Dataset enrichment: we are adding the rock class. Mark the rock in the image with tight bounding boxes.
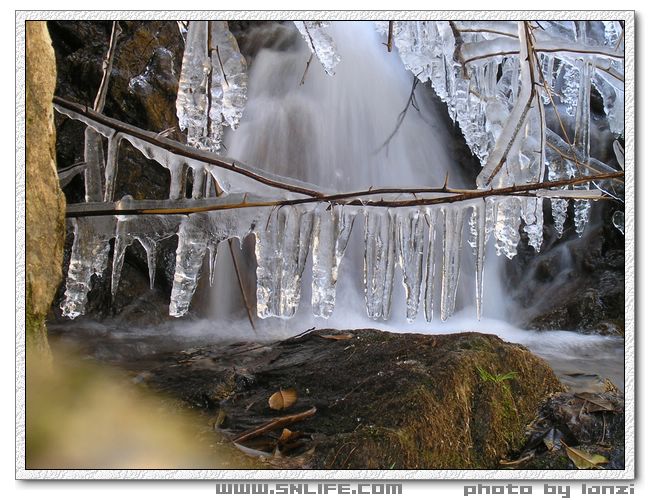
[26,21,67,355]
[138,329,563,469]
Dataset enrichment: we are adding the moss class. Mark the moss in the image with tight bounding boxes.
[212,374,237,401]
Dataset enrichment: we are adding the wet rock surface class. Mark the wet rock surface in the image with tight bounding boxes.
[54,328,567,469]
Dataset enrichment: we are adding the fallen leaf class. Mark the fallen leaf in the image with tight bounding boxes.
[268,388,298,410]
[563,442,608,469]
[318,333,354,341]
[575,393,615,412]
[278,428,301,445]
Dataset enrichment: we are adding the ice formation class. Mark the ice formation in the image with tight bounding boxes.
[57,20,625,323]
[375,20,624,234]
[293,21,341,75]
[176,21,247,154]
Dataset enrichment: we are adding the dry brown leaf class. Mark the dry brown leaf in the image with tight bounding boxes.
[278,428,301,445]
[268,388,298,410]
[575,392,615,412]
[563,442,608,469]
[318,333,354,341]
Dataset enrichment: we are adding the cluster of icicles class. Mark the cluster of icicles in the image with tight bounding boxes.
[58,103,590,323]
[58,19,624,321]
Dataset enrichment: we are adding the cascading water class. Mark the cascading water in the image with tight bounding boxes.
[51,20,624,393]
[199,21,622,390]
[207,21,507,329]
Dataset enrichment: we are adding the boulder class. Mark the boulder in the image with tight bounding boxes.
[26,21,66,355]
[139,329,564,469]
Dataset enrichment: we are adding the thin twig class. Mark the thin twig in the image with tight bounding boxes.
[228,240,257,334]
[457,28,518,38]
[386,21,394,52]
[299,53,314,86]
[94,21,121,113]
[215,45,229,88]
[375,75,419,153]
[233,407,317,444]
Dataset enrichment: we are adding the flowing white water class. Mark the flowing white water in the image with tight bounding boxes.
[198,21,623,391]
[210,21,508,325]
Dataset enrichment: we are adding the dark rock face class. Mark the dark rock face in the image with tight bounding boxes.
[507,201,624,336]
[131,329,563,469]
[48,21,185,318]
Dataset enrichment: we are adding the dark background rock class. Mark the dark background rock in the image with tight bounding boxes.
[506,200,624,335]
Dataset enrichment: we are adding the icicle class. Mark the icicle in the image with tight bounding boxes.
[559,63,581,116]
[112,211,183,297]
[281,210,314,317]
[103,132,123,202]
[545,142,575,237]
[423,207,441,322]
[522,198,544,252]
[176,21,210,149]
[191,165,208,199]
[255,206,314,319]
[593,72,623,136]
[84,127,105,202]
[363,208,397,321]
[61,216,116,319]
[311,204,356,318]
[168,161,188,201]
[440,205,465,321]
[207,242,218,286]
[468,201,486,319]
[209,21,248,130]
[293,21,341,75]
[493,197,521,259]
[476,23,534,188]
[396,208,426,322]
[572,49,594,236]
[169,215,211,317]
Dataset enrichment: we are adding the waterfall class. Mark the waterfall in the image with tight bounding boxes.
[207,21,509,331]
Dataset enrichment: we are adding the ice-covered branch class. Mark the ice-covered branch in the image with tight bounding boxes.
[65,171,623,219]
[54,96,324,199]
[293,21,341,75]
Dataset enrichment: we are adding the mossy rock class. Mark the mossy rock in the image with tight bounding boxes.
[142,329,563,469]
